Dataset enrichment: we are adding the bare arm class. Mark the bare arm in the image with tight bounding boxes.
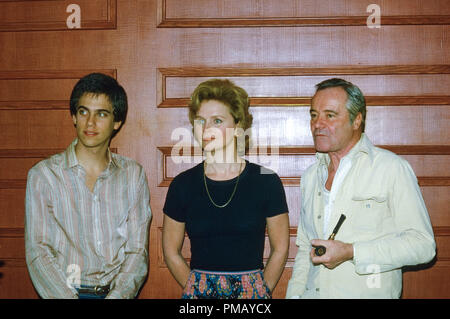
[162,214,191,288]
[263,213,290,292]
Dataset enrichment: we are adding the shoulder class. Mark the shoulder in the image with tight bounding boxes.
[245,161,284,185]
[26,152,66,192]
[170,162,203,187]
[111,153,146,175]
[28,151,64,177]
[301,159,320,183]
[112,152,141,168]
[368,145,413,172]
[352,145,419,190]
[165,163,202,206]
[110,153,150,192]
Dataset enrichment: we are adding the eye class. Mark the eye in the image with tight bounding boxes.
[194,118,205,126]
[213,118,223,125]
[98,112,108,118]
[310,113,317,119]
[78,108,87,116]
[327,113,335,119]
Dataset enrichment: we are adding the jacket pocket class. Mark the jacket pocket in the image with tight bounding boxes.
[351,196,388,235]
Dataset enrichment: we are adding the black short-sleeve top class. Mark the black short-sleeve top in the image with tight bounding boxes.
[163,160,288,272]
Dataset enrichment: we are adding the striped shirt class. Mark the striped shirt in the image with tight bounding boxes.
[25,139,152,299]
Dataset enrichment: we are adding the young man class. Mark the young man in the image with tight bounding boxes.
[25,73,152,299]
[286,78,436,298]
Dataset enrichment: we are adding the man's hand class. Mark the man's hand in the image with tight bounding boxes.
[310,239,354,269]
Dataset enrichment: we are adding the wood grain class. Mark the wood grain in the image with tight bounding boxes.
[0,0,117,32]
[1,0,448,299]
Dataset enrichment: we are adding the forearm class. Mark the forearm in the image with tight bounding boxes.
[264,212,289,292]
[107,173,152,299]
[164,252,191,288]
[263,248,288,292]
[26,251,78,299]
[108,221,151,298]
[107,249,149,299]
[353,229,436,274]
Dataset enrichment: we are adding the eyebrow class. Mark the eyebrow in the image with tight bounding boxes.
[195,114,226,119]
[309,108,339,114]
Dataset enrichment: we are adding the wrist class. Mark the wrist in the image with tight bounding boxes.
[345,243,354,261]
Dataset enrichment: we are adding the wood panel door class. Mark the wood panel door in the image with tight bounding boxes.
[0,0,449,299]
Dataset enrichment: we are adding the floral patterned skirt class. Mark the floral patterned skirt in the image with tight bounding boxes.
[181,269,272,299]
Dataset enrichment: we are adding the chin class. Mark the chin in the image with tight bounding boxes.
[78,137,107,149]
[314,144,330,153]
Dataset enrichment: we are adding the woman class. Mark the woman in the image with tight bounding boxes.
[162,79,289,299]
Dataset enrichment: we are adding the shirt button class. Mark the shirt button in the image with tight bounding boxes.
[317,215,321,219]
[318,192,321,196]
[316,288,320,292]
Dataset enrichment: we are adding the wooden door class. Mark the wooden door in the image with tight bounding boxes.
[0,0,448,299]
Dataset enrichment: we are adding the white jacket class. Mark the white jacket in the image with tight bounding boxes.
[286,134,436,298]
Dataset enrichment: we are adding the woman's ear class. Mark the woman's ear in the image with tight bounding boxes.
[234,122,243,137]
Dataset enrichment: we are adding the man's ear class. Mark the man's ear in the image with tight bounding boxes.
[352,113,362,131]
[72,114,77,126]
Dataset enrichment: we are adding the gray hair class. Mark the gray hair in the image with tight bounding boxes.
[315,78,366,132]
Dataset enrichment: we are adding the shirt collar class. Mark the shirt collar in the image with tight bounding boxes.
[64,138,79,169]
[63,138,122,170]
[108,148,122,169]
[316,133,375,165]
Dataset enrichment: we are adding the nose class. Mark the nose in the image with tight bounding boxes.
[87,113,95,127]
[311,114,325,129]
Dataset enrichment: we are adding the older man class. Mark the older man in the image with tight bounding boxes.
[286,78,435,298]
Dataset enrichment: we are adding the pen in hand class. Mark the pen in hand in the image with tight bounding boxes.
[314,214,346,256]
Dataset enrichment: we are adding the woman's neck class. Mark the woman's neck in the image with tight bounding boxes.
[204,157,245,181]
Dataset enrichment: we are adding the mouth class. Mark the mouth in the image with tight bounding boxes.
[314,131,327,137]
[84,131,99,137]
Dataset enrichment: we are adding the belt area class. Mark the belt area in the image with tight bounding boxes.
[77,285,110,295]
